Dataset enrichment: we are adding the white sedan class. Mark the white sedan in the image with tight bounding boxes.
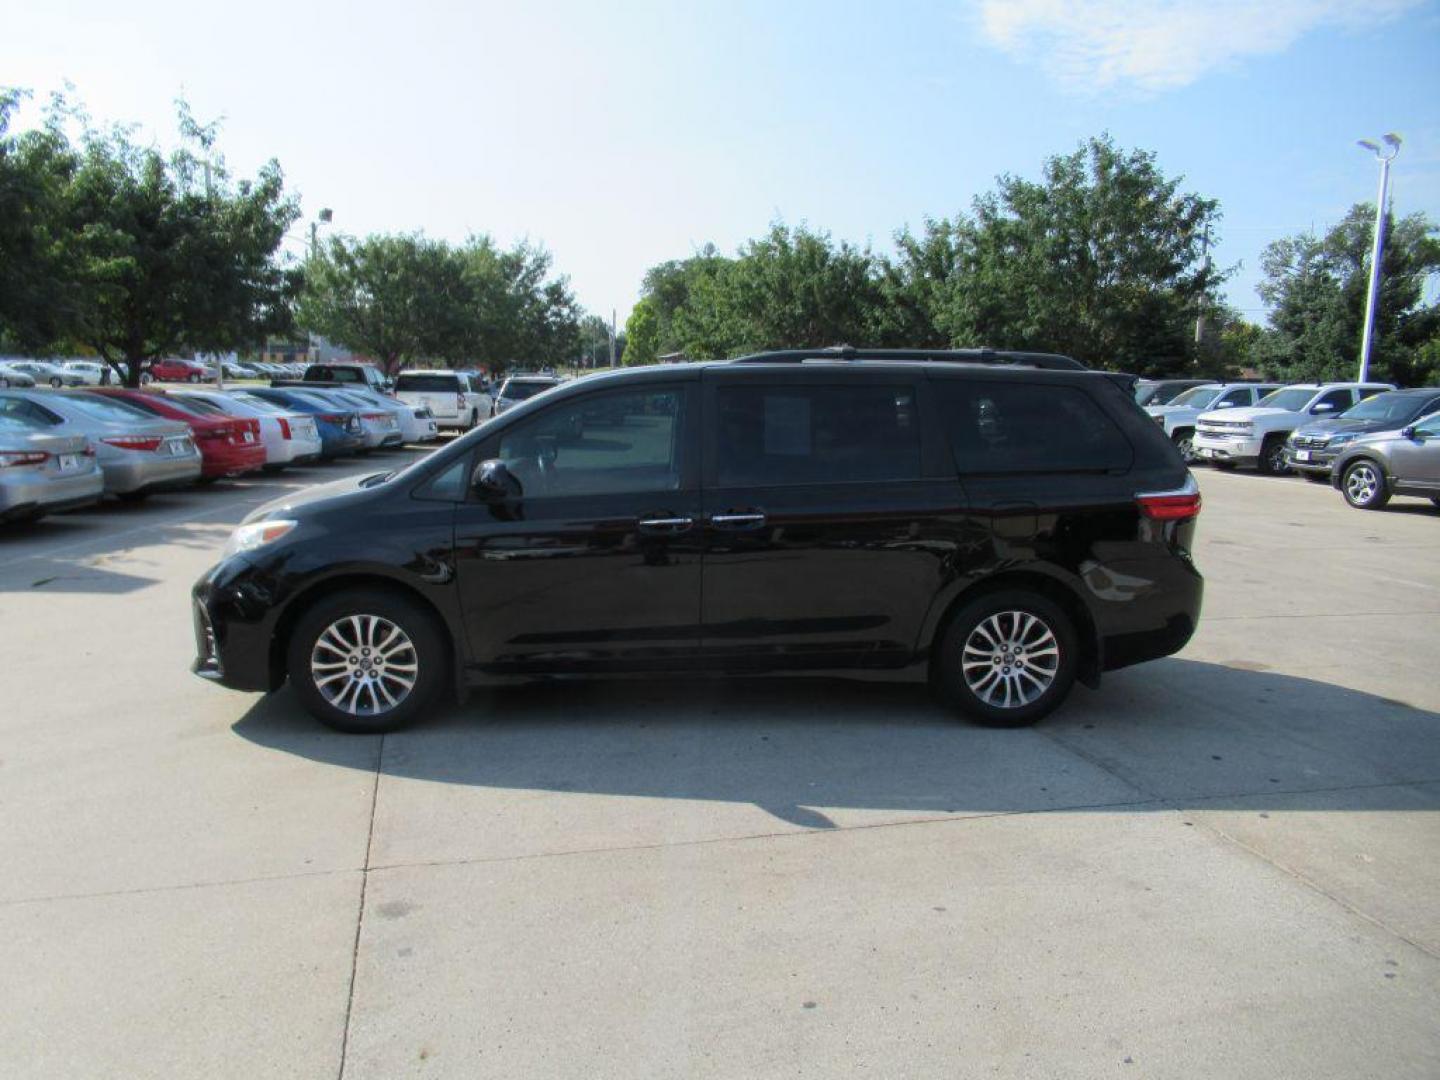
[170,388,324,469]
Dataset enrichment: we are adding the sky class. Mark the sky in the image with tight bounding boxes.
[5,0,1439,330]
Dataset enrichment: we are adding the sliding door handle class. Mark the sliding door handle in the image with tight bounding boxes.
[709,512,767,530]
[637,516,694,535]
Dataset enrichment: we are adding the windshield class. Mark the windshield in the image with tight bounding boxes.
[1257,387,1317,411]
[395,373,459,393]
[1339,393,1430,422]
[1168,386,1223,408]
[66,394,159,422]
[500,379,556,401]
[231,392,285,413]
[172,395,233,416]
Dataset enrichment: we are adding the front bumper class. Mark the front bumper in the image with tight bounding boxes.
[1192,433,1260,464]
[191,555,282,691]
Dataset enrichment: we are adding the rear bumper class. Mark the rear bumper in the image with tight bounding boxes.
[102,454,203,494]
[0,467,105,516]
[1091,554,1204,672]
[200,444,268,478]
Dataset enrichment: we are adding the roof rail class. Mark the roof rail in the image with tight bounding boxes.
[729,346,1087,371]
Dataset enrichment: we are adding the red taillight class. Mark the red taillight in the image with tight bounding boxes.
[1137,479,1202,521]
[0,450,48,467]
[102,435,164,452]
[277,417,292,439]
[198,427,228,441]
[319,413,344,424]
[456,393,466,409]
[363,412,386,421]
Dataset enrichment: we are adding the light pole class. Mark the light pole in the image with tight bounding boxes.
[1355,133,1401,384]
[306,208,334,366]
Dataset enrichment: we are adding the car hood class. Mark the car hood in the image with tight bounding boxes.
[241,473,382,524]
[1198,406,1293,423]
[1292,417,1395,438]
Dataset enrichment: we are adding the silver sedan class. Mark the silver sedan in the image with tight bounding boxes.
[0,390,202,500]
[0,414,105,522]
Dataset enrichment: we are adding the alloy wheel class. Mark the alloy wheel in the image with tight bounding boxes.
[961,610,1060,709]
[310,613,419,716]
[1345,462,1381,506]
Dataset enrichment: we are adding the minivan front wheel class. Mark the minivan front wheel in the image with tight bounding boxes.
[287,589,446,733]
[937,590,1078,727]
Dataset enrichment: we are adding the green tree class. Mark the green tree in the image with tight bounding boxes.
[0,89,78,351]
[623,297,661,366]
[298,233,466,375]
[932,134,1223,374]
[3,92,302,386]
[1256,205,1439,384]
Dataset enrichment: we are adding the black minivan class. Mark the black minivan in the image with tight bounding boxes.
[193,349,1203,733]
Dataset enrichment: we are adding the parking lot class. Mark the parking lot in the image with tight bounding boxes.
[2,458,1438,1078]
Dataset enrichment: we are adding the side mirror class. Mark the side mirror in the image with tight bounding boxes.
[1216,400,1235,409]
[1399,425,1417,439]
[1311,403,1336,414]
[471,458,520,501]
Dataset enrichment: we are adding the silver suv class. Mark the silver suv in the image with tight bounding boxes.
[1331,415,1440,510]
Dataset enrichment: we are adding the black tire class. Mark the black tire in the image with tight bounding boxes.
[470,410,479,429]
[188,373,200,383]
[1431,497,1440,510]
[261,463,285,474]
[50,376,63,388]
[286,587,447,734]
[935,589,1079,727]
[116,490,150,503]
[1258,434,1290,476]
[1341,459,1390,510]
[1171,428,1196,464]
[1211,460,1235,471]
[1302,471,1329,484]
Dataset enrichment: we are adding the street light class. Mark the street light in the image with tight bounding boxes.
[1355,133,1401,383]
[307,208,334,366]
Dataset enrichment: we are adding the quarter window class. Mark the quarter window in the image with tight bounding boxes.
[936,381,1133,473]
[714,384,920,486]
[497,388,687,497]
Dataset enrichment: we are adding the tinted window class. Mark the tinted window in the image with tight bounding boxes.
[1313,389,1353,413]
[937,381,1132,474]
[1169,386,1222,408]
[1218,388,1251,406]
[395,373,459,393]
[1258,387,1318,411]
[500,379,558,401]
[715,384,919,486]
[498,388,686,497]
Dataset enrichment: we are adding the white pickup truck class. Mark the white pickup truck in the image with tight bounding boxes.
[1192,382,1393,474]
[1146,382,1282,463]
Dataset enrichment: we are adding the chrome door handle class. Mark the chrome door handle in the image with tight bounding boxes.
[709,512,767,529]
[637,516,694,533]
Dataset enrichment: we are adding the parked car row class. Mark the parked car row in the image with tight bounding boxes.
[1145,381,1440,511]
[0,382,440,524]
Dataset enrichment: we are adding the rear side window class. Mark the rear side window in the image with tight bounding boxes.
[936,381,1133,474]
[395,374,458,393]
[715,384,920,486]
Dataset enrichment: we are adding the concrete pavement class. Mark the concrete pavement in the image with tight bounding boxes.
[1,461,1437,1078]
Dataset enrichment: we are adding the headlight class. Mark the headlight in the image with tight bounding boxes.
[223,519,298,559]
[1327,433,1357,447]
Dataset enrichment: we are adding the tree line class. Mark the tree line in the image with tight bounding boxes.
[625,136,1439,385]
[4,91,1435,388]
[0,89,582,385]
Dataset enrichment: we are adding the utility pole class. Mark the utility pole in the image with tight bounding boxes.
[1194,225,1212,348]
[1356,134,1401,384]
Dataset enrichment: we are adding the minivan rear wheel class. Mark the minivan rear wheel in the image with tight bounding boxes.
[936,590,1078,727]
[287,588,446,733]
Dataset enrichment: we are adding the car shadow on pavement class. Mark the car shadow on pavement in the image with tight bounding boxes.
[231,658,1440,823]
